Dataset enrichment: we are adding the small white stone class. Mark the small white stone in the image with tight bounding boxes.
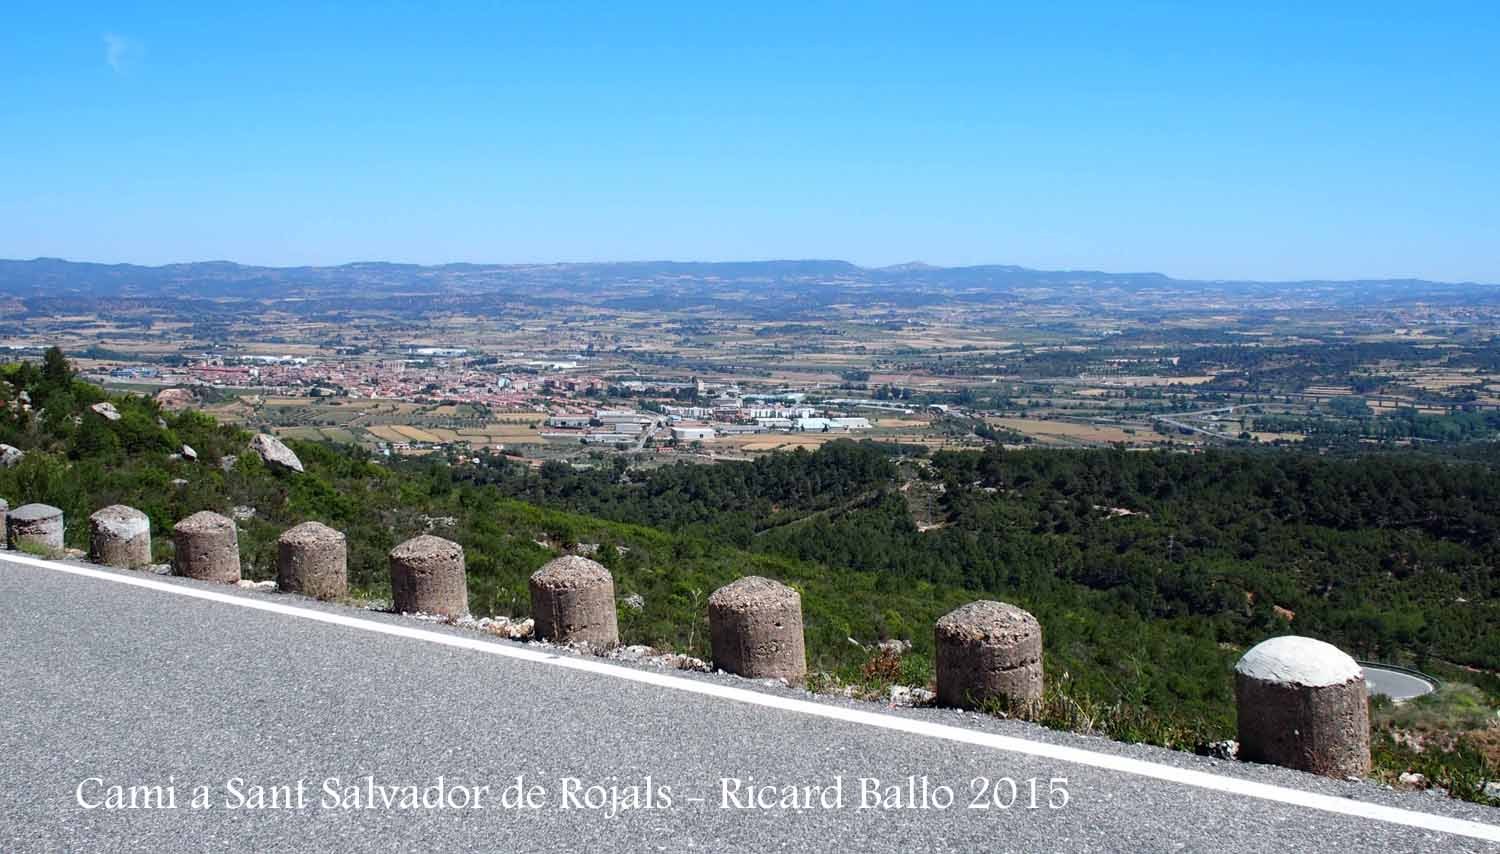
[613,644,655,662]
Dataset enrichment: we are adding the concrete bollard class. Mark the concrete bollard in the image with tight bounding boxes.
[7,503,64,552]
[89,505,152,567]
[0,498,8,545]
[172,511,242,583]
[1235,636,1370,778]
[935,600,1044,710]
[529,555,619,647]
[277,521,348,600]
[707,576,807,682]
[389,534,467,617]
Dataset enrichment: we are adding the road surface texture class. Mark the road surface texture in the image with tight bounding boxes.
[2,552,1497,853]
[1364,666,1438,702]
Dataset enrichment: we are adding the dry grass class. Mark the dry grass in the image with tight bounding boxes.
[365,422,540,446]
[365,425,409,443]
[1251,431,1305,443]
[1093,375,1218,387]
[391,425,442,443]
[987,417,1145,446]
[724,434,850,452]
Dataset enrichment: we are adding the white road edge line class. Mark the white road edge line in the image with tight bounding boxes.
[5,553,1498,844]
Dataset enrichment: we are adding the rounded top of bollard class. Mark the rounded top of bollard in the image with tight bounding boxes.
[531,555,612,590]
[11,502,63,522]
[708,575,798,611]
[935,600,1040,644]
[174,510,234,534]
[1235,636,1362,688]
[390,534,462,562]
[279,520,346,547]
[90,505,149,536]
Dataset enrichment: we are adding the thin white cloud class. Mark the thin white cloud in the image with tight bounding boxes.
[104,33,143,72]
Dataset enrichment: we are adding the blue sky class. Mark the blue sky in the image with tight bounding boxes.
[2,2,1496,280]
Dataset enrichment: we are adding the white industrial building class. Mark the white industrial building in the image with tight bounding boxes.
[794,417,872,432]
[745,405,817,420]
[663,405,713,419]
[671,425,717,442]
[582,433,640,444]
[594,408,654,431]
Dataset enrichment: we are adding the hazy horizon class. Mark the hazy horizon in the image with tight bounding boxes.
[8,254,1500,287]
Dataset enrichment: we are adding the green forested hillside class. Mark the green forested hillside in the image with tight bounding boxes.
[478,441,1500,673]
[2,352,1497,798]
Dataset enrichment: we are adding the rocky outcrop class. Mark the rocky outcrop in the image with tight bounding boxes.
[249,434,304,473]
[0,444,23,468]
[154,388,195,410]
[89,402,121,421]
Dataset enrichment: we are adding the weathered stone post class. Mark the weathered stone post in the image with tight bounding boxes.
[277,521,348,600]
[529,555,619,647]
[89,505,152,567]
[389,534,467,617]
[1235,636,1370,778]
[172,510,242,583]
[0,498,8,544]
[935,600,1044,710]
[707,576,807,682]
[7,503,64,553]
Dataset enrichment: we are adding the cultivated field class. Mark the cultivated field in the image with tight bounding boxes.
[987,417,1152,447]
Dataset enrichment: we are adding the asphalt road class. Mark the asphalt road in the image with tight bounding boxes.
[1364,666,1439,702]
[2,553,1497,853]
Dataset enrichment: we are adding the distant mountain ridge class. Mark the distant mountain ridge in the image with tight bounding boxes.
[1,256,1494,306]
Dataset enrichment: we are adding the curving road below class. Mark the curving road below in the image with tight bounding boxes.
[1364,665,1438,702]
